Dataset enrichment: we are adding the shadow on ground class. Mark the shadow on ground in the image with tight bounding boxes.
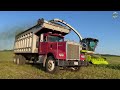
[25,61,81,72]
[25,62,45,72]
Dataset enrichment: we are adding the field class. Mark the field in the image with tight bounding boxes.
[0,51,120,79]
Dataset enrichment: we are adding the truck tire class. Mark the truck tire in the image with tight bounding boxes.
[16,55,20,65]
[45,56,59,74]
[13,55,17,64]
[21,55,26,65]
[16,55,26,65]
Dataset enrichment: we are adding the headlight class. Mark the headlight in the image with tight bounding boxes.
[81,55,85,58]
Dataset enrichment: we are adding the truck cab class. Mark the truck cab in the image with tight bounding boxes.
[36,30,86,73]
[38,32,66,60]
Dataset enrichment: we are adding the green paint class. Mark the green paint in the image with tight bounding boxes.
[86,55,108,65]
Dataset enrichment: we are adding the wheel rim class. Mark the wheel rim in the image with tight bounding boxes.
[17,58,20,64]
[13,58,16,63]
[47,60,55,71]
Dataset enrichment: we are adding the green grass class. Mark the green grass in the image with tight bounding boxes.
[105,56,120,64]
[0,51,120,79]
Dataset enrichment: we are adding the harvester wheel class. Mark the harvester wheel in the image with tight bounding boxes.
[84,61,90,67]
[88,62,92,66]
[45,56,59,74]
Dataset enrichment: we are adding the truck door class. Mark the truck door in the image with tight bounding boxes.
[39,34,48,54]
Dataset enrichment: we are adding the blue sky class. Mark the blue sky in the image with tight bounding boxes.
[0,11,120,55]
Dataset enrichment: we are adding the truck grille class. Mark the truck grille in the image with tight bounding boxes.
[66,43,80,60]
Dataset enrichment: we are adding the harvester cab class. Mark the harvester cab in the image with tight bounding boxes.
[81,38,99,53]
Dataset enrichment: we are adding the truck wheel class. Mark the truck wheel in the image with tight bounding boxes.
[13,55,17,64]
[21,56,26,65]
[16,55,20,65]
[45,56,58,74]
[16,55,26,65]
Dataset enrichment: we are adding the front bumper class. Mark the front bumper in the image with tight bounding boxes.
[57,60,88,67]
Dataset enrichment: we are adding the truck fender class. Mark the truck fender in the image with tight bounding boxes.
[43,55,47,67]
[43,53,55,67]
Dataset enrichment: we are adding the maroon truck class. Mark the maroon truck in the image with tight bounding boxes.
[13,18,86,73]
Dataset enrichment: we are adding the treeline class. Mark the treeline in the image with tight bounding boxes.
[0,49,13,52]
[96,54,120,57]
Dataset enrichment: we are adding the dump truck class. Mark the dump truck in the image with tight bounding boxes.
[13,18,87,73]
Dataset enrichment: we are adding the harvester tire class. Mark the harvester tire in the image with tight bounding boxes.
[84,61,90,67]
[45,56,59,74]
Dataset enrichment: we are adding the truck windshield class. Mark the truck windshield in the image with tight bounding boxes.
[48,36,63,42]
